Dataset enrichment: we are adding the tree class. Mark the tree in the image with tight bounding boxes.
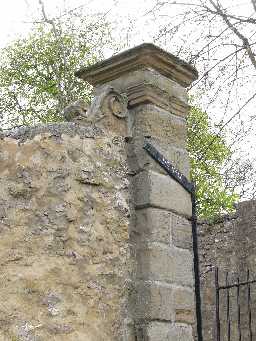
[146,0,256,203]
[0,0,246,219]
[0,6,113,127]
[187,106,239,220]
[148,0,256,117]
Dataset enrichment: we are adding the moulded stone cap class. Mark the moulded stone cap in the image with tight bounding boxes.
[75,43,198,88]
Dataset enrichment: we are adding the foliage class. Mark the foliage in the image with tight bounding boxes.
[0,12,113,127]
[187,106,239,220]
[147,0,256,203]
[0,5,241,220]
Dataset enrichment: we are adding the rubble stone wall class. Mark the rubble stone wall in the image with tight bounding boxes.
[0,123,132,341]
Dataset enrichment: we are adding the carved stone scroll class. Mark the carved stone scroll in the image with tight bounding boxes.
[86,85,128,122]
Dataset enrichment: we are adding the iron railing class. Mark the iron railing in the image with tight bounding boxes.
[215,267,256,341]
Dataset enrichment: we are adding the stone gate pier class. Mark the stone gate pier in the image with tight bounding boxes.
[0,44,198,340]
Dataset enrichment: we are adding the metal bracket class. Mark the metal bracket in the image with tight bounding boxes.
[143,142,194,194]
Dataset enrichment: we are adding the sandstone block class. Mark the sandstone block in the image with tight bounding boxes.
[133,170,192,217]
[172,286,195,324]
[143,321,193,341]
[136,245,193,286]
[171,213,192,249]
[127,135,190,178]
[132,208,171,244]
[134,281,173,321]
[76,43,198,88]
[132,104,187,148]
[104,69,190,118]
[105,69,188,104]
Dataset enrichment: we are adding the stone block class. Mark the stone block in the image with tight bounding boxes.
[132,104,187,149]
[105,69,190,118]
[143,321,193,341]
[77,43,198,88]
[132,208,171,244]
[134,281,173,321]
[172,286,195,324]
[171,213,192,249]
[133,281,195,324]
[133,170,192,218]
[149,138,190,177]
[106,69,188,105]
[127,135,190,178]
[136,245,193,286]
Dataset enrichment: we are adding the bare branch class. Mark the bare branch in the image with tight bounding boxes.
[208,0,256,70]
[151,0,256,24]
[191,45,248,88]
[197,90,256,164]
[38,0,67,111]
[251,0,256,13]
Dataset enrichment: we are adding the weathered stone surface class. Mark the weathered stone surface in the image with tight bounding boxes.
[131,208,192,248]
[127,135,190,178]
[171,213,192,249]
[0,126,132,341]
[76,43,198,88]
[134,281,173,321]
[143,321,194,341]
[172,286,195,324]
[132,208,171,244]
[136,245,193,286]
[132,104,187,148]
[62,99,89,121]
[107,69,187,103]
[133,281,195,324]
[133,170,192,217]
[88,85,128,119]
[0,122,103,142]
[103,69,190,118]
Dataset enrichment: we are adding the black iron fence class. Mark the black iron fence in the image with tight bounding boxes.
[215,267,256,341]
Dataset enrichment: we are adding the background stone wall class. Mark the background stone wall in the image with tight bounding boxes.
[199,200,256,341]
[0,123,132,341]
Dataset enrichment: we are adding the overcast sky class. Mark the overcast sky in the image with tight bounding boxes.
[0,0,153,48]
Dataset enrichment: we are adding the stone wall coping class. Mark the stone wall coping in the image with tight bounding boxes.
[75,43,198,88]
[0,122,102,142]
